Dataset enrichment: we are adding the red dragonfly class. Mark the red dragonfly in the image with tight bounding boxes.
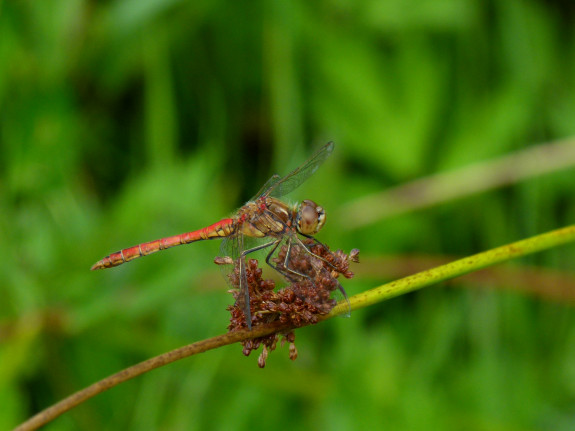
[92,142,348,327]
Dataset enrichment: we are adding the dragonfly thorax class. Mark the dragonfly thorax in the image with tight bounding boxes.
[296,199,326,235]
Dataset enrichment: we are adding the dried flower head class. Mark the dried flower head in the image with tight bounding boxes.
[219,239,359,367]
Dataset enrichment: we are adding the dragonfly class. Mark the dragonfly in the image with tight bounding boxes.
[91,142,349,328]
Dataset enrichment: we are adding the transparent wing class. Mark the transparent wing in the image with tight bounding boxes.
[219,232,279,329]
[219,233,278,262]
[219,233,253,326]
[219,233,241,261]
[249,174,281,202]
[260,142,335,199]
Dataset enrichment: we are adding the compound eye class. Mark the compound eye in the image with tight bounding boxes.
[297,200,326,235]
[315,206,326,231]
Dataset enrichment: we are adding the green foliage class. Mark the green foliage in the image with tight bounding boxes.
[2,0,575,429]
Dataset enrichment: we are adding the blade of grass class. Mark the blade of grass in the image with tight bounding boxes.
[337,137,575,229]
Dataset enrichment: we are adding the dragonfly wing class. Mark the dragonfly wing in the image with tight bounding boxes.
[219,233,279,329]
[219,234,253,327]
[219,233,241,261]
[249,174,281,201]
[265,142,334,199]
[218,235,240,296]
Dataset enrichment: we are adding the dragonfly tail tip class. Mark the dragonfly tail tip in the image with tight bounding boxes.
[90,262,103,271]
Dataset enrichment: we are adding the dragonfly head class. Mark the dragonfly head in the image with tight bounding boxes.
[296,199,326,235]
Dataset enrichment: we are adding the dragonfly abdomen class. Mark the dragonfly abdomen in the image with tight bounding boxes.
[90,218,235,270]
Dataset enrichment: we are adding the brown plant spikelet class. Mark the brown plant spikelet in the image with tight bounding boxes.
[220,239,359,367]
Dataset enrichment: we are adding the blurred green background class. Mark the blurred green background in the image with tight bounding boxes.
[2,0,575,430]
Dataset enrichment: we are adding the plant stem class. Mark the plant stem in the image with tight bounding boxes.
[327,224,575,317]
[15,224,575,431]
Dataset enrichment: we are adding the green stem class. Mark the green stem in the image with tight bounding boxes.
[16,225,575,431]
[328,224,575,317]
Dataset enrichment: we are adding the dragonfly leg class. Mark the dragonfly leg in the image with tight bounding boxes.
[265,237,313,282]
[295,234,339,271]
[295,234,351,309]
[239,239,280,329]
[238,255,251,329]
[263,236,351,316]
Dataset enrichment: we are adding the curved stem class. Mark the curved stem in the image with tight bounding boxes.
[14,322,290,431]
[326,224,575,317]
[15,224,575,431]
